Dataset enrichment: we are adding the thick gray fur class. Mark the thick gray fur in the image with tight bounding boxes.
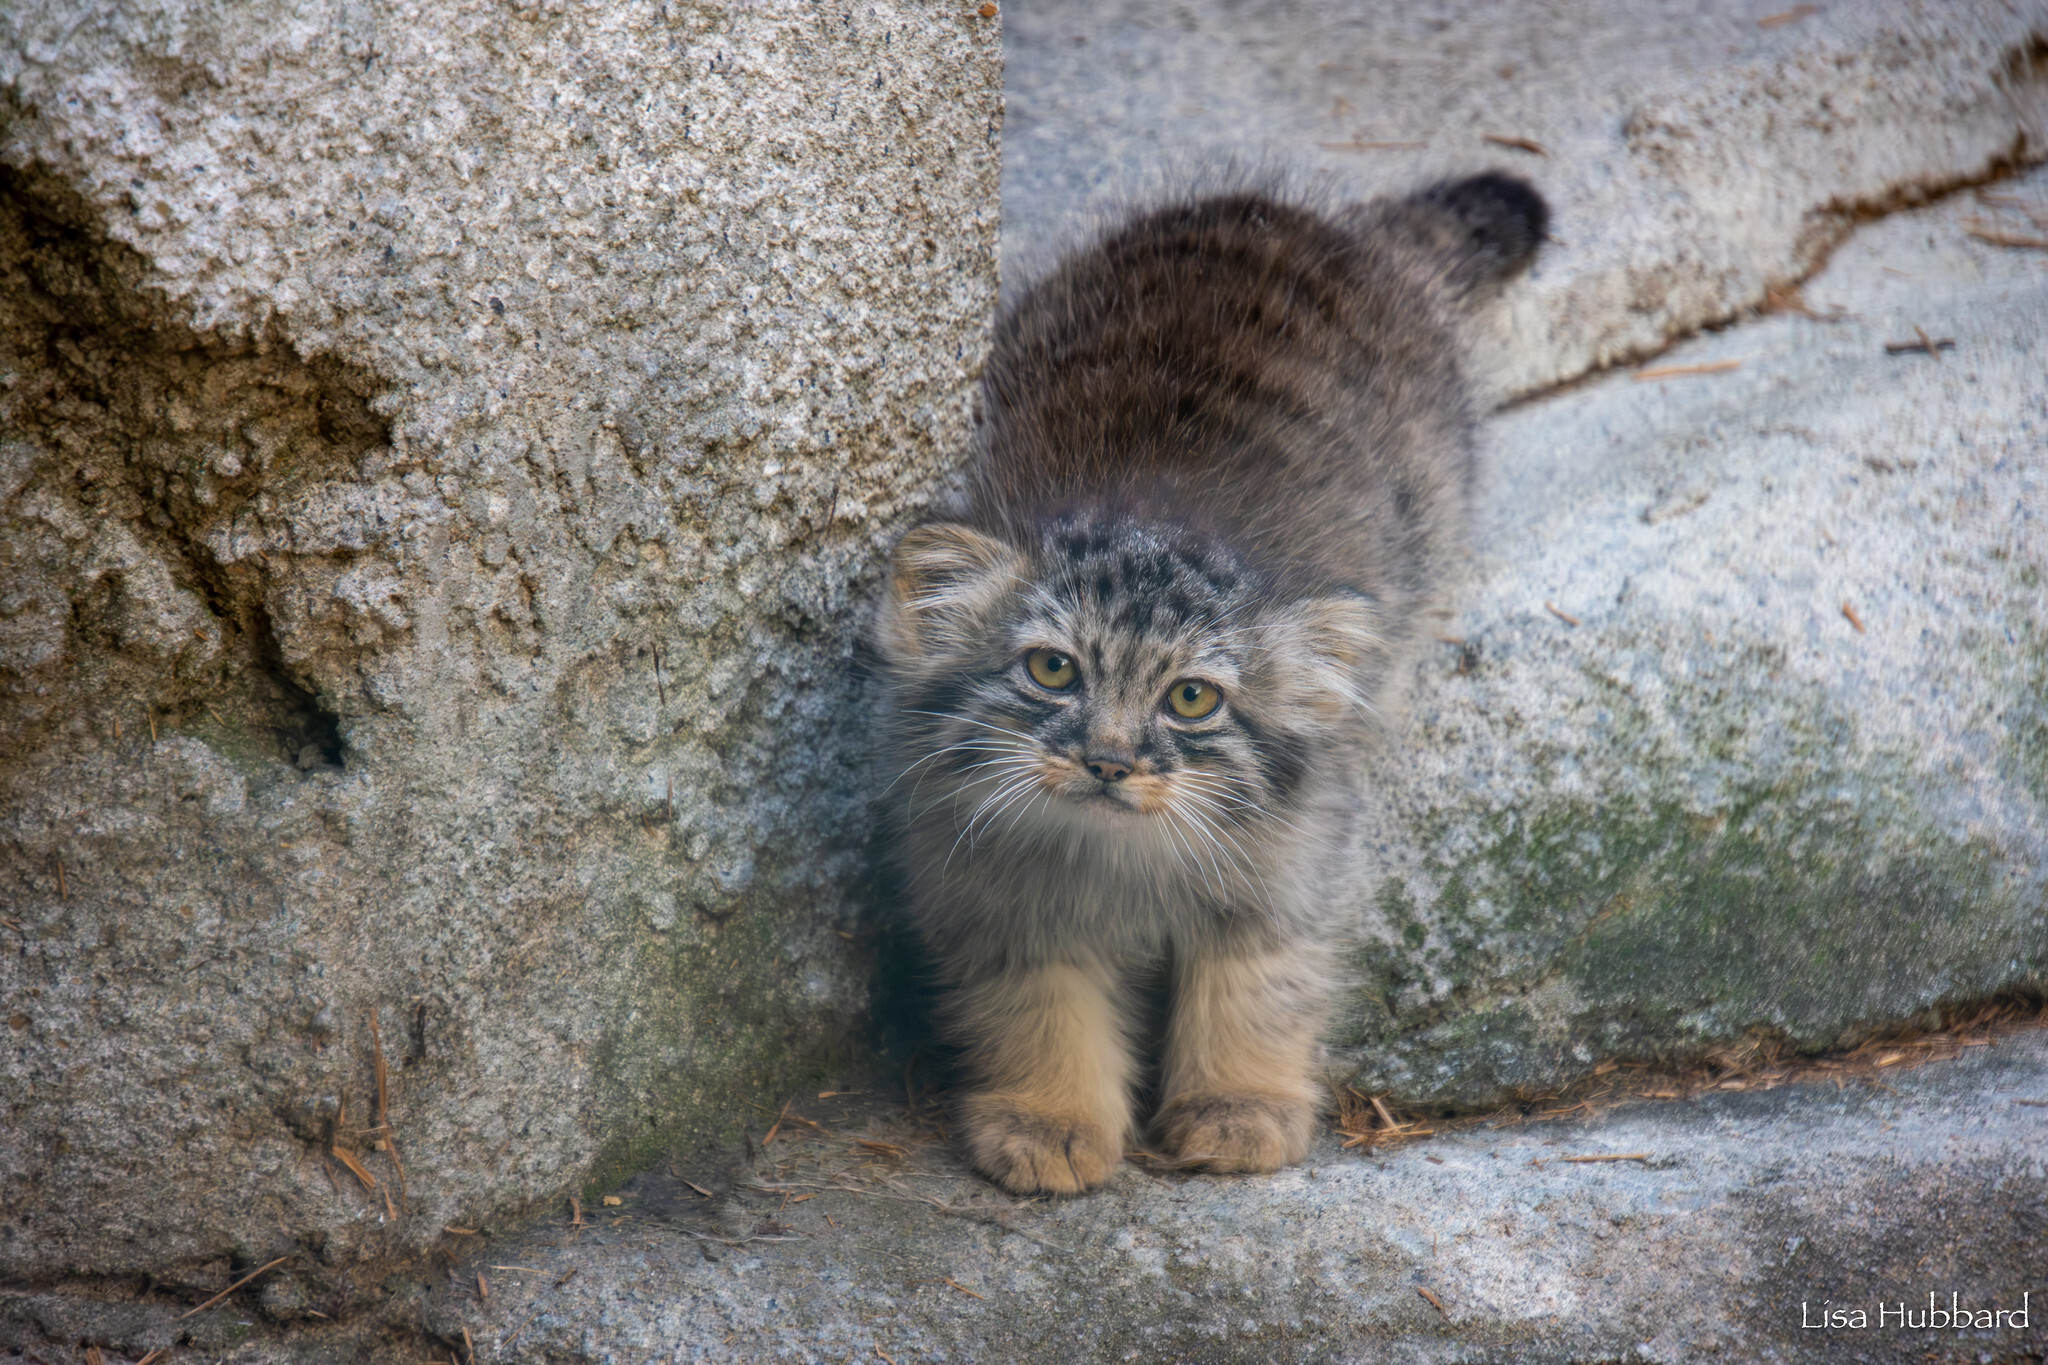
[873,174,1547,1193]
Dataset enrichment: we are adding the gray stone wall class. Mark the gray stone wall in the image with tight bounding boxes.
[0,0,1000,1308]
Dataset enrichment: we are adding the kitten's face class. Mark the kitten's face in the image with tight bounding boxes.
[881,515,1380,858]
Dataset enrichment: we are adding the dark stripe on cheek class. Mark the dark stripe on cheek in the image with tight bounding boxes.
[1257,733,1310,799]
[903,675,974,728]
[1230,710,1311,799]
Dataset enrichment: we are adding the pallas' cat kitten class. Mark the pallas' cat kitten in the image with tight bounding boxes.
[876,174,1548,1194]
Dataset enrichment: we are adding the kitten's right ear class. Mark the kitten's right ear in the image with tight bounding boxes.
[1260,591,1391,727]
[878,522,1025,660]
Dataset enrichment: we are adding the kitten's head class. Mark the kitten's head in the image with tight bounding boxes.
[878,512,1382,860]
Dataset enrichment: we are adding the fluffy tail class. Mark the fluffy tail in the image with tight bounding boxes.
[1363,171,1549,302]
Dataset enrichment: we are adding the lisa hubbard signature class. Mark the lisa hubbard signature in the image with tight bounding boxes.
[1804,1292,2031,1330]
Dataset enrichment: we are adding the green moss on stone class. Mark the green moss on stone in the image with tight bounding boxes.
[1342,633,2048,1106]
[575,867,860,1198]
[2001,620,2048,815]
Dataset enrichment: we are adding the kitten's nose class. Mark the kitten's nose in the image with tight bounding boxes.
[1085,753,1132,783]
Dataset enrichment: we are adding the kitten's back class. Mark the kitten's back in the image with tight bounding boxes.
[974,175,1546,611]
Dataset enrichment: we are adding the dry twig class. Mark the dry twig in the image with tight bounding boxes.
[1335,1088,1436,1150]
[331,1145,378,1190]
[1635,359,1741,381]
[1966,227,2048,250]
[1763,284,1847,321]
[1757,4,1818,26]
[368,1011,410,1209]
[1884,333,1954,357]
[175,1255,294,1320]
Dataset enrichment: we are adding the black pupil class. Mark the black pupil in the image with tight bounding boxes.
[1047,654,1068,673]
[1181,685,1199,703]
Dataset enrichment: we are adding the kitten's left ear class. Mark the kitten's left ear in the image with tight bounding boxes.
[1266,592,1388,721]
[878,521,1026,661]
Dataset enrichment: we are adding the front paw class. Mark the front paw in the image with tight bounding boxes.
[958,1092,1125,1195]
[1153,1092,1315,1173]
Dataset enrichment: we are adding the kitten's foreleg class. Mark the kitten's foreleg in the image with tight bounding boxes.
[1153,935,1327,1172]
[950,959,1135,1196]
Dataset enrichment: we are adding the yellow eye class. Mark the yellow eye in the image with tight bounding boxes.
[1026,648,1079,691]
[1166,679,1221,719]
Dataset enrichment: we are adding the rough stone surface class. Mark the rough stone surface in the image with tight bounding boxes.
[0,0,1000,1305]
[441,1031,2048,1365]
[1340,167,2048,1104]
[31,1025,2039,1363]
[1003,0,2048,398]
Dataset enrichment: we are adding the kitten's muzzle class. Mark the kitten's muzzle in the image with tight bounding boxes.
[1085,753,1133,783]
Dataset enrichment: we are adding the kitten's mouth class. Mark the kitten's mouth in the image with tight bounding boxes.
[1058,769,1171,815]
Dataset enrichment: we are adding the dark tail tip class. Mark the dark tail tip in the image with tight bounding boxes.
[1383,171,1550,299]
[1425,172,1549,268]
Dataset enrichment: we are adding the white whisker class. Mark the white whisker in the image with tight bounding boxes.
[904,709,1038,740]
[1156,803,1220,896]
[1173,803,1238,898]
[909,753,1032,821]
[885,737,1020,794]
[946,769,1046,864]
[1172,786,1272,900]
[973,773,1051,844]
[999,785,1057,842]
[1176,771,1312,840]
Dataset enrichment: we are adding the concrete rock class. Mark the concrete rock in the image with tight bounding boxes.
[244,1026,2048,1363]
[0,0,1000,1303]
[1003,0,2048,397]
[1342,163,2048,1105]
